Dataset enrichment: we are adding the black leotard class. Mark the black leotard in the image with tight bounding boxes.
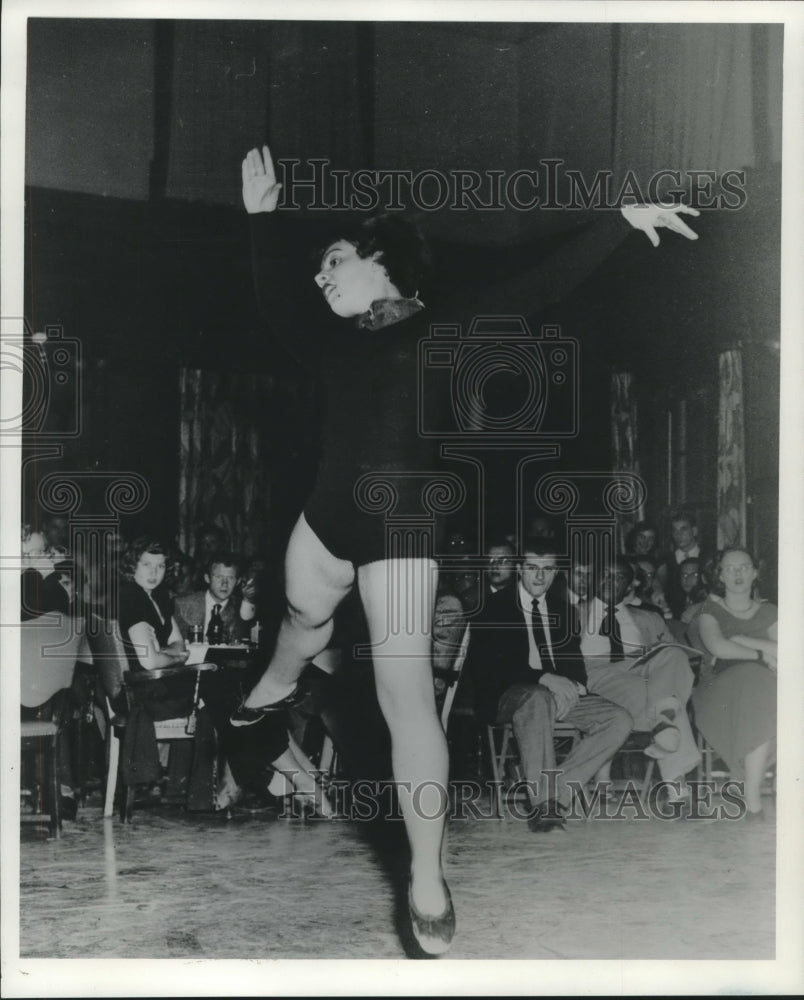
[251,211,632,566]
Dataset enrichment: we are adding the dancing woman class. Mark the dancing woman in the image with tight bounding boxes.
[235,144,699,955]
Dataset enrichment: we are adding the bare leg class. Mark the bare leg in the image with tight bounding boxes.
[245,514,354,708]
[743,741,770,814]
[358,560,450,923]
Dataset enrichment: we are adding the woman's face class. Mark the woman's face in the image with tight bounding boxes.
[680,561,701,594]
[719,550,756,596]
[134,551,166,594]
[314,242,397,318]
[634,530,656,554]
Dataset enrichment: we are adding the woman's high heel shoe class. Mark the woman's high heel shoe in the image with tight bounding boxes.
[408,879,456,957]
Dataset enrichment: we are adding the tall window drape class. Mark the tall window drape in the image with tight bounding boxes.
[164,21,367,208]
[610,370,643,547]
[614,24,759,184]
[717,349,746,549]
[178,368,275,558]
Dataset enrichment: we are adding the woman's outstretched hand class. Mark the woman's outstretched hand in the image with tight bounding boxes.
[620,202,700,247]
[242,145,283,214]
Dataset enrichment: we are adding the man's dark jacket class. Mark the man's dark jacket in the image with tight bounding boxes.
[464,583,587,723]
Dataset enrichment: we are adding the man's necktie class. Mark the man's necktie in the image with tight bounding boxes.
[213,603,222,615]
[600,605,625,662]
[531,599,556,672]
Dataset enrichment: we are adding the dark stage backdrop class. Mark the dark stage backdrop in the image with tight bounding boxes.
[21,18,781,572]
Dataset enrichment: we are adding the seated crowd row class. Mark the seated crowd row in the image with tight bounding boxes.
[434,518,776,827]
[19,510,777,827]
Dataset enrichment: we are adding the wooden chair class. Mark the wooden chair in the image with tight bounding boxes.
[486,720,580,820]
[436,625,471,732]
[605,733,657,807]
[20,613,85,837]
[87,618,217,820]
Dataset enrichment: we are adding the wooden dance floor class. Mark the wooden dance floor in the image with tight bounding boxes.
[19,791,775,961]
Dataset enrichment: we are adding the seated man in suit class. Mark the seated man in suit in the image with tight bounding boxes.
[578,556,701,801]
[174,552,256,643]
[464,538,632,831]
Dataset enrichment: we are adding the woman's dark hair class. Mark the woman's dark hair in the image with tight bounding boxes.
[624,520,659,554]
[121,536,171,581]
[318,214,431,298]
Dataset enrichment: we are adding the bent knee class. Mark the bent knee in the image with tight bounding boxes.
[511,685,553,723]
[285,599,333,631]
[611,704,634,735]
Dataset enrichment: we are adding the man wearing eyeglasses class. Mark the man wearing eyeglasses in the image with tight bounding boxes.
[464,537,632,831]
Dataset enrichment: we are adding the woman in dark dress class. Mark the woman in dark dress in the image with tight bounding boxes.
[119,538,190,683]
[120,537,332,813]
[236,144,700,954]
[692,547,777,820]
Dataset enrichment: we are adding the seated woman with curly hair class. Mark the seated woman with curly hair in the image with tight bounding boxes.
[692,547,777,821]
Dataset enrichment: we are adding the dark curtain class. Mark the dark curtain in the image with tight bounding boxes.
[164,21,367,208]
[178,368,275,558]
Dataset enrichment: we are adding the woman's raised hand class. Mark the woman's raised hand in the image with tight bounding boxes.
[242,145,283,214]
[620,202,700,247]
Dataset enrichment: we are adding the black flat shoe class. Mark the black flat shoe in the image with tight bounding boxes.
[527,799,567,833]
[229,686,305,726]
[408,880,456,957]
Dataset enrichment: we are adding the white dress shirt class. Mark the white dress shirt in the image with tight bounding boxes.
[579,596,644,660]
[204,591,230,632]
[674,543,700,563]
[517,583,555,671]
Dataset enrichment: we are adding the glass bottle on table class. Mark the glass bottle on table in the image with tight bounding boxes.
[207,603,224,645]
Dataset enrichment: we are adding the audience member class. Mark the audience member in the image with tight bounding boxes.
[21,528,56,620]
[566,556,593,605]
[41,514,70,554]
[20,526,82,818]
[117,537,202,758]
[484,538,516,598]
[667,556,709,622]
[524,513,559,540]
[578,556,701,804]
[658,508,710,590]
[630,556,671,618]
[691,547,777,821]
[432,572,469,703]
[118,537,328,813]
[624,520,661,561]
[464,538,631,830]
[173,552,256,643]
